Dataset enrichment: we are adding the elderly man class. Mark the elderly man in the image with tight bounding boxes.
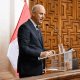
[17,4,54,78]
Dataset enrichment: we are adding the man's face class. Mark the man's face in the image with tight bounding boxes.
[32,7,46,25]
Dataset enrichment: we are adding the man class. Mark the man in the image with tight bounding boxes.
[17,4,54,78]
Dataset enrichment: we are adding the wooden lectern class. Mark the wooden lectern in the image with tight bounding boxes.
[19,69,80,80]
[18,44,80,80]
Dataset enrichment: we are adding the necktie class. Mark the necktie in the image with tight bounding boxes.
[36,26,39,30]
[36,26,43,48]
[36,26,42,42]
[36,26,41,36]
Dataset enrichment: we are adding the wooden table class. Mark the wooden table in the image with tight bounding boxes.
[18,69,80,80]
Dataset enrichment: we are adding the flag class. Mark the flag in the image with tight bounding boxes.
[7,0,30,76]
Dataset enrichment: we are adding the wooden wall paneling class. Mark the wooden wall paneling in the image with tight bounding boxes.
[29,0,38,11]
[61,0,80,67]
[29,0,80,70]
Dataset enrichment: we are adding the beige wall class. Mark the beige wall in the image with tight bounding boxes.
[0,0,10,57]
[0,0,29,63]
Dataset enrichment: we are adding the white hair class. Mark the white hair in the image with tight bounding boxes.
[32,4,45,13]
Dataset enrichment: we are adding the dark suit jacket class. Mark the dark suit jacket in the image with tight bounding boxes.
[17,19,45,78]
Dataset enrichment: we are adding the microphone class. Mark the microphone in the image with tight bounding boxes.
[45,24,74,52]
[51,25,72,51]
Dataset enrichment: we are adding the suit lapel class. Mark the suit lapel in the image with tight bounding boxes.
[36,29,43,46]
[26,20,38,39]
[25,20,43,48]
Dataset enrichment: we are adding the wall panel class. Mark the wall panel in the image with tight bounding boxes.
[29,0,80,68]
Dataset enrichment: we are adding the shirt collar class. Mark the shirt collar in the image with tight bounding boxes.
[30,19,37,29]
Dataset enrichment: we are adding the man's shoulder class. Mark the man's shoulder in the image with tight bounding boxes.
[19,19,30,27]
[18,19,32,30]
[22,19,31,25]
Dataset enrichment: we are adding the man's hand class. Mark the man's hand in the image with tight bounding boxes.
[40,50,55,58]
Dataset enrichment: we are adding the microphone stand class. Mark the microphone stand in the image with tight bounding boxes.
[53,26,72,50]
